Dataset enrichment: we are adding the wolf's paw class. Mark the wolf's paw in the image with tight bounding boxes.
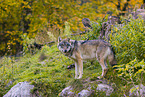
[75,77,81,79]
[97,76,103,79]
[77,77,81,79]
[77,76,82,79]
[75,75,79,79]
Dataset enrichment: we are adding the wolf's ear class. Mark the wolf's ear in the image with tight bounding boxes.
[71,41,74,48]
[71,40,77,48]
[74,40,78,47]
[58,37,61,42]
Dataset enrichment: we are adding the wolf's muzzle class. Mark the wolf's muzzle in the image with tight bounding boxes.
[64,50,67,53]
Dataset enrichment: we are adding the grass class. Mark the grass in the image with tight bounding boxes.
[0,44,104,96]
[0,42,144,96]
[0,44,137,97]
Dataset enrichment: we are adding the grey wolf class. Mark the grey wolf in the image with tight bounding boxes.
[58,37,117,79]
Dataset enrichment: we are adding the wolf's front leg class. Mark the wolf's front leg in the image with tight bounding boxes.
[77,59,83,79]
[75,62,79,79]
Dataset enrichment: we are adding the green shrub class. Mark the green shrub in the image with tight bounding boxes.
[116,59,145,83]
[108,18,145,96]
[110,18,145,64]
[84,18,102,40]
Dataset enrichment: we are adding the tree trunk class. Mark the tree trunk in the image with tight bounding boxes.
[118,0,130,16]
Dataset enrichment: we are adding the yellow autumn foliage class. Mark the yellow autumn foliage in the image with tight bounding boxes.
[0,0,143,55]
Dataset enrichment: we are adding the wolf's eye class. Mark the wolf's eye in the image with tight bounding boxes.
[60,43,64,46]
[59,44,64,47]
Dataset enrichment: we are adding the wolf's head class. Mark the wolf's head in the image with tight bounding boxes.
[58,37,75,55]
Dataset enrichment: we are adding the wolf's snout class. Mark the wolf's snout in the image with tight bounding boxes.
[64,50,67,53]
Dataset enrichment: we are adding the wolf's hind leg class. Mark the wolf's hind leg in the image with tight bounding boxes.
[98,59,108,79]
[96,49,108,79]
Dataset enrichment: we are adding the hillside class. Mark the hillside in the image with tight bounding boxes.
[0,18,145,97]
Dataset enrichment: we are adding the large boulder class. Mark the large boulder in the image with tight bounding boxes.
[96,84,114,96]
[59,86,75,97]
[78,89,94,97]
[59,87,94,97]
[59,83,114,97]
[129,84,145,97]
[131,9,145,21]
[3,81,36,97]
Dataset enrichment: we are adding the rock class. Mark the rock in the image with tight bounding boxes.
[129,84,145,97]
[78,89,94,97]
[59,87,93,97]
[59,86,75,97]
[59,83,114,97]
[96,84,114,96]
[3,81,35,97]
[131,9,145,21]
[59,79,115,97]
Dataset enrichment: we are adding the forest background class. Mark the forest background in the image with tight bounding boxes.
[0,0,143,56]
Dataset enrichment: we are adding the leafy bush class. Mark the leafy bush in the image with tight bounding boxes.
[110,18,145,64]
[116,59,145,83]
[108,18,145,96]
[83,18,102,40]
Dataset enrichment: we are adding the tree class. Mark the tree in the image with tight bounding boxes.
[0,0,143,56]
[91,0,143,16]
